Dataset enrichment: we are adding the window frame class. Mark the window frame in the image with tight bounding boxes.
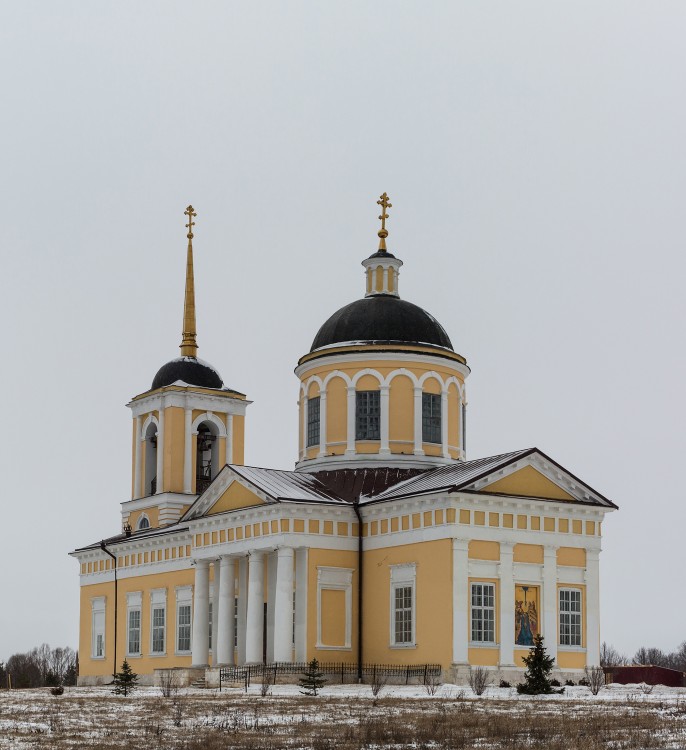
[126,591,142,657]
[421,392,442,444]
[91,597,106,660]
[149,589,167,656]
[355,390,381,441]
[175,586,192,655]
[389,563,417,648]
[470,582,496,645]
[306,396,320,448]
[559,587,583,648]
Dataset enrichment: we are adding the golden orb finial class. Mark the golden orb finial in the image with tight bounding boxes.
[180,205,198,358]
[376,192,392,251]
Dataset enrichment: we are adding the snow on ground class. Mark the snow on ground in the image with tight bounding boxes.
[1,683,685,749]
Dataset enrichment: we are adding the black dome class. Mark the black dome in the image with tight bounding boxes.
[151,356,224,390]
[311,295,453,352]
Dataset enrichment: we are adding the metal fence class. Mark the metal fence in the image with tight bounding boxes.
[219,661,442,690]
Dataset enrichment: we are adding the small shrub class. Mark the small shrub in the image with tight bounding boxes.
[468,666,492,696]
[550,678,561,687]
[565,680,575,686]
[640,682,655,695]
[260,671,274,698]
[50,685,64,696]
[585,666,605,696]
[423,671,442,696]
[160,669,179,699]
[499,679,511,688]
[578,677,589,686]
[370,669,387,702]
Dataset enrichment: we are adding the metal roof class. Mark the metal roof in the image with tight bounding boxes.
[366,449,536,502]
[231,465,347,504]
[365,448,616,508]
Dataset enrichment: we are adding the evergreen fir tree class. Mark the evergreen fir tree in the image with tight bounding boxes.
[517,634,563,695]
[112,659,139,696]
[298,658,326,696]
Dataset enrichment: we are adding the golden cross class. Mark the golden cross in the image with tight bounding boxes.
[377,192,392,234]
[184,205,197,240]
[376,192,392,251]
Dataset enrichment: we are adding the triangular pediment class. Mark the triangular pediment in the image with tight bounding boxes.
[476,464,576,501]
[181,465,274,521]
[207,479,266,515]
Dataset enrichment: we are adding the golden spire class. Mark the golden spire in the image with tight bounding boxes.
[376,192,392,251]
[180,205,198,358]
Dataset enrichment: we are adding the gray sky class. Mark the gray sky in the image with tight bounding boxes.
[1,1,684,662]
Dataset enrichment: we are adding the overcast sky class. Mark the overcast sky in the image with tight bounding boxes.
[1,1,684,662]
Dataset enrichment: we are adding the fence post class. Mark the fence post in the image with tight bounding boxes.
[405,666,410,685]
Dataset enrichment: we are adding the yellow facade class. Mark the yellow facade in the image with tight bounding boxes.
[72,203,614,687]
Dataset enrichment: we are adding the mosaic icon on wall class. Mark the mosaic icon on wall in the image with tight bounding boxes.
[515,584,539,646]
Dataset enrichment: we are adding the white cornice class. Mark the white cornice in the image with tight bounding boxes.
[295,351,470,380]
[127,390,251,418]
[120,492,192,512]
[295,452,457,473]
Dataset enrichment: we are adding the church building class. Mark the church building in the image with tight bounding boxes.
[71,197,617,685]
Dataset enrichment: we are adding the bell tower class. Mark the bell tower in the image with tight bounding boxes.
[122,206,251,531]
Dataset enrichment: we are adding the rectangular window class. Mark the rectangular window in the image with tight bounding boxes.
[422,393,442,444]
[151,607,166,653]
[393,585,413,644]
[559,588,582,647]
[471,582,496,643]
[177,604,191,652]
[307,396,320,447]
[356,390,380,440]
[127,609,141,655]
[91,597,105,659]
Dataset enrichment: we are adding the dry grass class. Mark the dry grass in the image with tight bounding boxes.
[0,686,685,749]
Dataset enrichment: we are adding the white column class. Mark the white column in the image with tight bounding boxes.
[382,267,388,292]
[301,395,308,459]
[237,557,248,664]
[183,407,193,493]
[543,545,558,665]
[441,390,450,458]
[499,542,515,666]
[211,561,220,664]
[274,547,295,662]
[216,556,235,666]
[345,387,356,454]
[156,408,165,494]
[266,553,276,662]
[413,387,424,455]
[294,548,308,661]
[191,559,210,667]
[133,416,142,499]
[245,552,265,663]
[585,548,601,666]
[379,385,390,454]
[318,391,327,457]
[226,413,233,464]
[452,538,469,664]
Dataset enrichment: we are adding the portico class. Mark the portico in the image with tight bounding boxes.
[190,545,305,667]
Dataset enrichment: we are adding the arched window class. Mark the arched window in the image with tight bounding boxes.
[144,422,158,496]
[196,421,219,494]
[137,514,150,531]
